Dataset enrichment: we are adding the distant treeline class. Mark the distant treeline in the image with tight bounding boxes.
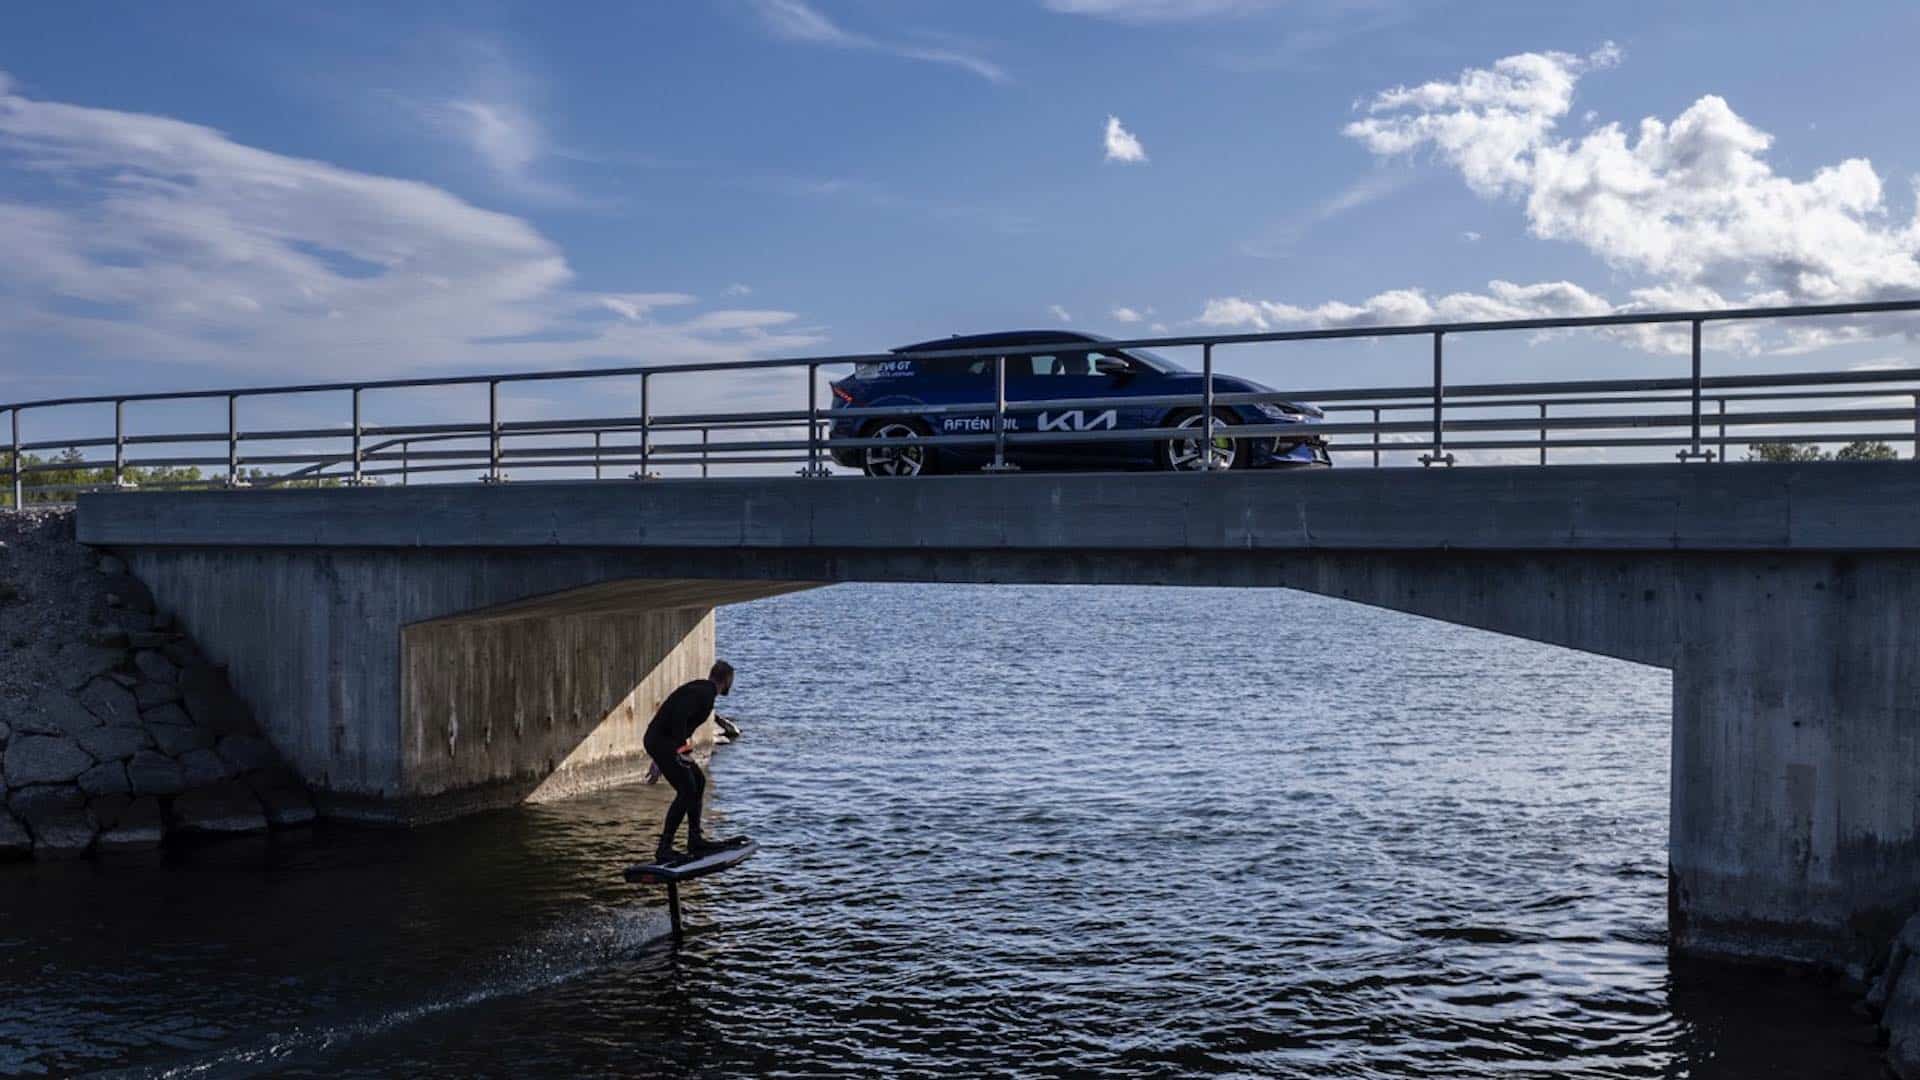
[0,447,354,507]
[1746,440,1900,463]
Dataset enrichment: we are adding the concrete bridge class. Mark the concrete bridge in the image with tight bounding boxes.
[74,461,1920,977]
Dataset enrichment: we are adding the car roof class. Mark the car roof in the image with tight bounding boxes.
[891,330,1108,354]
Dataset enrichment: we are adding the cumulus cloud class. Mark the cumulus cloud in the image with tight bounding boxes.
[750,0,1008,83]
[1049,304,1073,322]
[0,73,823,380]
[1104,115,1148,163]
[1201,44,1920,348]
[1111,306,1144,322]
[1199,279,1615,331]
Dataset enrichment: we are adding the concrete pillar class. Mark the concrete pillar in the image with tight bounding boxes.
[1669,556,1920,977]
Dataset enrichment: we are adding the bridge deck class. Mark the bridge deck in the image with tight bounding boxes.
[74,462,1920,554]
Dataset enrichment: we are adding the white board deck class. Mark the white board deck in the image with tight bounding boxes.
[624,839,759,885]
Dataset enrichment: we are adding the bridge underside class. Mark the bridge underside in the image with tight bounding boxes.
[80,463,1920,977]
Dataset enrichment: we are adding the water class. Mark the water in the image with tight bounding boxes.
[0,585,1883,1078]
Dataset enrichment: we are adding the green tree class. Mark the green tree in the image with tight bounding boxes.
[1835,440,1899,461]
[1746,442,1829,462]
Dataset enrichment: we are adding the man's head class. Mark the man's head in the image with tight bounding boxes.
[710,659,735,695]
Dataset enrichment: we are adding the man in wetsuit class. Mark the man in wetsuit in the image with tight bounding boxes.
[644,659,738,863]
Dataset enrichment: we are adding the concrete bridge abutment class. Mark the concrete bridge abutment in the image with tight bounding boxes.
[119,547,809,823]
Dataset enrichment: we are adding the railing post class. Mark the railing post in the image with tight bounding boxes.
[1718,399,1727,464]
[1680,319,1713,461]
[1912,394,1919,463]
[1201,343,1218,471]
[1371,407,1381,468]
[402,441,410,486]
[487,379,502,482]
[225,394,243,487]
[802,362,827,477]
[594,431,603,480]
[1539,402,1548,466]
[639,373,651,480]
[1419,331,1453,466]
[701,427,710,479]
[350,387,364,486]
[9,407,20,509]
[113,399,127,488]
[983,353,1016,472]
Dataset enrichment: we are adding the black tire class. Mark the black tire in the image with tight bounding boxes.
[860,419,934,477]
[1156,409,1242,471]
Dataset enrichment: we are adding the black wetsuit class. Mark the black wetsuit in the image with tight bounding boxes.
[645,678,718,852]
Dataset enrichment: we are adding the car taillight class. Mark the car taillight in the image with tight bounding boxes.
[831,385,856,405]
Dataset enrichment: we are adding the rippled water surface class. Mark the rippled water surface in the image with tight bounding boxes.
[0,585,1884,1077]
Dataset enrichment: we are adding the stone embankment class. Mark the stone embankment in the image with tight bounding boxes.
[0,509,313,859]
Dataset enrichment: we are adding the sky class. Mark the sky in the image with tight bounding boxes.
[2,0,1919,461]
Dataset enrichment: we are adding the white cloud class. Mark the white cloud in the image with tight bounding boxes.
[1461,230,1481,242]
[1104,115,1148,163]
[1343,42,1920,308]
[723,282,754,296]
[1111,306,1144,322]
[0,73,824,380]
[1198,279,1615,330]
[1049,304,1073,322]
[750,0,1008,83]
[1202,44,1920,348]
[1044,0,1284,20]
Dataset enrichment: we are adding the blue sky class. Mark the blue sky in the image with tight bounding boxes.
[3,0,1919,451]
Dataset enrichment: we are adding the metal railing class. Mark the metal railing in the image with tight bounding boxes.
[4,299,1919,505]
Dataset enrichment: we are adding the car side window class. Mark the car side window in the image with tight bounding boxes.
[1013,353,1093,377]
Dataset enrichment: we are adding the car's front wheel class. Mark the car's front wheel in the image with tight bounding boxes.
[1158,410,1239,471]
[861,420,931,477]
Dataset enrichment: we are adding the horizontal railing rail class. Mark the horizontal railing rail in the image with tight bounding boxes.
[6,299,1920,505]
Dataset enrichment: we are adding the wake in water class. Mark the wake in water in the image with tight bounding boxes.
[110,904,673,1080]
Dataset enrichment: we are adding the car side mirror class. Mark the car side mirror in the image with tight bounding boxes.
[1094,357,1131,377]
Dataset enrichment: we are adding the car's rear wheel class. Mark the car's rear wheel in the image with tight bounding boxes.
[1158,410,1239,471]
[861,420,931,477]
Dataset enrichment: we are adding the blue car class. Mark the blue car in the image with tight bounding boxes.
[827,330,1330,476]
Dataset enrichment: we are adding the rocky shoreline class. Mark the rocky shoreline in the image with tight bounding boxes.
[0,509,312,859]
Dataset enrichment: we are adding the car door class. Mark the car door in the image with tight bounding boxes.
[1006,350,1130,469]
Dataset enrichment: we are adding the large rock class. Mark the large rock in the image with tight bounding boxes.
[54,642,126,690]
[216,735,279,775]
[133,650,179,685]
[162,639,202,669]
[77,761,130,796]
[178,748,232,789]
[134,681,183,708]
[152,724,214,757]
[139,702,192,727]
[9,785,97,857]
[21,689,101,737]
[180,666,257,737]
[76,724,152,762]
[170,782,267,835]
[1881,913,1920,1077]
[79,677,139,727]
[0,811,30,860]
[95,795,163,852]
[126,750,184,796]
[98,572,154,614]
[102,608,154,633]
[4,735,94,786]
[247,772,316,828]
